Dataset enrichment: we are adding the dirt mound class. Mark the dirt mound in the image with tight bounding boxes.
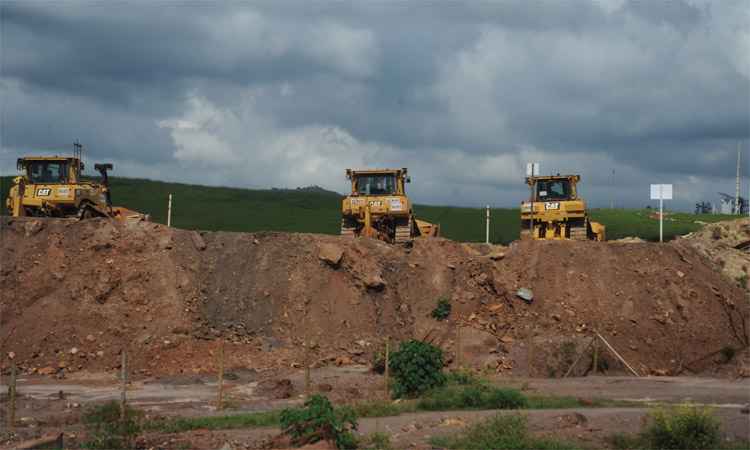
[681,218,750,289]
[0,217,747,379]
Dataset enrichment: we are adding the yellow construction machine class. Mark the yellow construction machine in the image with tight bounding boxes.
[520,174,605,241]
[6,143,144,220]
[341,168,439,243]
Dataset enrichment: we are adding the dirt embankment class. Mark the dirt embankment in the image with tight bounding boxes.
[680,218,750,289]
[0,217,747,379]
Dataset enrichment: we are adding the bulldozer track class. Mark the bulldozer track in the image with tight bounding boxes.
[340,219,356,238]
[570,227,588,241]
[394,225,412,243]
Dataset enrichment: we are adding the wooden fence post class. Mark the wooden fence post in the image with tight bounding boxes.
[120,350,127,422]
[456,323,462,369]
[8,362,17,429]
[384,338,390,400]
[217,338,225,410]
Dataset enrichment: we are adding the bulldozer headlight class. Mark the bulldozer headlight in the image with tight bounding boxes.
[388,198,403,211]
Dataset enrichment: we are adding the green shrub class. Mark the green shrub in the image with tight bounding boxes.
[389,340,446,398]
[82,401,143,450]
[643,405,721,450]
[431,297,452,321]
[280,395,357,449]
[418,384,527,411]
[430,414,579,450]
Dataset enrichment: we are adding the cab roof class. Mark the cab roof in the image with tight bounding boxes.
[527,174,581,181]
[18,156,77,162]
[347,168,406,175]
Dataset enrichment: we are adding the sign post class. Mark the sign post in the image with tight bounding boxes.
[526,163,540,238]
[650,184,673,243]
[167,194,173,227]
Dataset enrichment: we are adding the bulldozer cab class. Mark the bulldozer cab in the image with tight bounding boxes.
[527,175,579,202]
[18,157,82,185]
[347,169,409,196]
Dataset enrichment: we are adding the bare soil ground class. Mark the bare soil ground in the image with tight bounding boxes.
[1,217,747,380]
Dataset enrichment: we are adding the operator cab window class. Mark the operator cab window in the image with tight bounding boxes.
[537,180,571,201]
[28,161,68,184]
[356,175,396,195]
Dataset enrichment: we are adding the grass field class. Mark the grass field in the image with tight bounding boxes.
[0,176,739,243]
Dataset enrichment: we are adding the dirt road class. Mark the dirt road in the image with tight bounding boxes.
[4,372,749,449]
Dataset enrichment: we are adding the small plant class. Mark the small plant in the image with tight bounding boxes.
[431,297,452,321]
[82,401,143,450]
[389,340,446,398]
[360,432,393,450]
[280,395,357,449]
[560,340,577,366]
[737,273,748,290]
[371,348,386,374]
[642,404,721,450]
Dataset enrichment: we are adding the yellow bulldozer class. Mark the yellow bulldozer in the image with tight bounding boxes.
[341,168,440,243]
[6,143,144,220]
[520,174,605,241]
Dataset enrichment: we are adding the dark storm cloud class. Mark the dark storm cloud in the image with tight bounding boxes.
[1,0,748,209]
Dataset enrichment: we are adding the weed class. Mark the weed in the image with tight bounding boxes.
[280,395,357,449]
[445,368,482,386]
[359,432,393,450]
[431,296,452,321]
[371,349,386,374]
[737,273,748,290]
[609,432,643,450]
[389,340,446,398]
[643,404,721,450]
[720,346,737,363]
[429,414,580,450]
[81,401,142,450]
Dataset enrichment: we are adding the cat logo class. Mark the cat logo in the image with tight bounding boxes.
[36,188,51,196]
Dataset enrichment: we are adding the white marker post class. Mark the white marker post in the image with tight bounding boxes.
[485,205,490,244]
[526,163,540,238]
[167,194,173,227]
[650,184,673,242]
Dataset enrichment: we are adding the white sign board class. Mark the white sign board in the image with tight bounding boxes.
[526,162,540,177]
[650,184,673,200]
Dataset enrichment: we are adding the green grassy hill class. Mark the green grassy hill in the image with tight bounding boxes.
[0,176,738,243]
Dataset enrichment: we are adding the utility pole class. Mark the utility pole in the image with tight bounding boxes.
[610,168,615,209]
[735,144,741,215]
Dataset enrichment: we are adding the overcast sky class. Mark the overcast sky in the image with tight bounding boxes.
[1,1,748,209]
